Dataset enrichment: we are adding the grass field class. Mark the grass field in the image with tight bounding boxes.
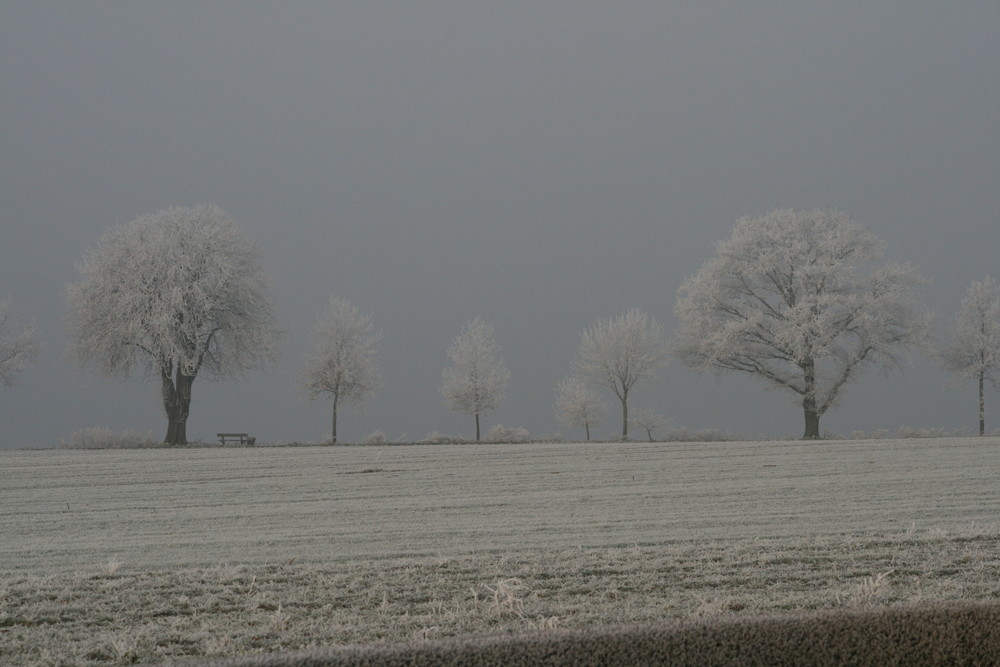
[1,438,999,664]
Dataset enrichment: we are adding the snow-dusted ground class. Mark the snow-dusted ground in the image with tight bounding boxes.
[2,438,997,576]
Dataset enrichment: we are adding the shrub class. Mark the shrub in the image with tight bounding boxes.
[663,427,738,443]
[420,431,465,444]
[60,427,159,449]
[363,430,387,445]
[845,426,982,440]
[485,424,530,443]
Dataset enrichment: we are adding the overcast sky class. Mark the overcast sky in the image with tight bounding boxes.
[2,2,998,447]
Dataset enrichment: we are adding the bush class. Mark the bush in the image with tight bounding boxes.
[363,429,387,445]
[846,426,979,440]
[485,424,530,443]
[420,431,465,444]
[60,427,159,449]
[663,427,738,443]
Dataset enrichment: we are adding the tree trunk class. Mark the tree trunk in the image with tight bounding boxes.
[475,412,481,442]
[979,371,986,436]
[331,394,339,444]
[164,418,185,447]
[803,404,820,439]
[802,358,820,439]
[620,391,629,441]
[161,366,194,446]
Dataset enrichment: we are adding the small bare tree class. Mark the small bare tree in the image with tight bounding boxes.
[67,205,280,445]
[554,375,607,441]
[573,309,669,441]
[941,277,1000,436]
[441,318,509,441]
[302,296,382,443]
[0,297,41,387]
[631,407,669,442]
[674,208,929,439]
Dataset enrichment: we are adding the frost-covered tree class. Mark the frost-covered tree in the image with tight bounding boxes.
[573,309,669,441]
[302,296,382,443]
[440,318,509,441]
[940,277,1000,436]
[67,204,280,446]
[631,407,669,442]
[674,208,929,439]
[554,375,607,441]
[0,298,41,387]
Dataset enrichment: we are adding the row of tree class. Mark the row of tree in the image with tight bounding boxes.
[439,309,670,442]
[286,209,1000,441]
[3,205,999,443]
[302,303,669,443]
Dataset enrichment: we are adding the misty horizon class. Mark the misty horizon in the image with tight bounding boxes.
[2,3,998,447]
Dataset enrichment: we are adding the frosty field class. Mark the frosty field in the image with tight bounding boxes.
[2,438,999,576]
[2,438,999,664]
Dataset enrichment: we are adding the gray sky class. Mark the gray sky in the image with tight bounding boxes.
[2,2,998,447]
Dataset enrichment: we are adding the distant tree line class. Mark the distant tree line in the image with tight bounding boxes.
[0,297,40,388]
[4,204,997,443]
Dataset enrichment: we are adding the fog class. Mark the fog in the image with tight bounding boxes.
[2,2,998,447]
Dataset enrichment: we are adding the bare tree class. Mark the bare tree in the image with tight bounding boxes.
[554,375,607,441]
[573,309,669,441]
[302,296,382,443]
[940,277,1000,436]
[674,208,929,439]
[0,298,41,387]
[440,318,509,441]
[631,406,669,442]
[67,204,280,445]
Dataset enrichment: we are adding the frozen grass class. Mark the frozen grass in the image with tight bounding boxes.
[3,438,999,576]
[59,427,160,450]
[1,438,999,664]
[2,528,999,664]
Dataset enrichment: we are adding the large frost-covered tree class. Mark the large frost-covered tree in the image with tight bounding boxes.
[573,309,669,441]
[554,375,607,441]
[940,277,1000,436]
[440,318,509,441]
[673,208,929,439]
[302,296,381,443]
[0,298,41,387]
[68,204,280,445]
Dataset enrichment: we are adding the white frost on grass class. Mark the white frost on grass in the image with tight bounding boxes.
[2,528,999,665]
[2,437,999,576]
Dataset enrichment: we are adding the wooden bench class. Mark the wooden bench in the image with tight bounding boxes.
[217,433,255,446]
